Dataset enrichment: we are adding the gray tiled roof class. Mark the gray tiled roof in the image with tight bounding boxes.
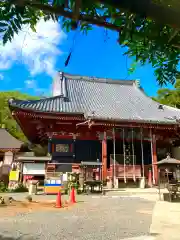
[0,128,22,149]
[8,72,180,124]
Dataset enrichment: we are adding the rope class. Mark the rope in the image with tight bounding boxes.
[122,128,126,183]
[140,128,145,178]
[64,29,80,67]
[131,128,136,182]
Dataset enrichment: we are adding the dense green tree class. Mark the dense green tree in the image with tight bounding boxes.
[153,79,180,108]
[0,91,49,155]
[19,142,48,156]
[0,91,39,142]
[1,1,180,85]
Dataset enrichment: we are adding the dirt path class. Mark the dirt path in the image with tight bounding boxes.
[0,200,71,217]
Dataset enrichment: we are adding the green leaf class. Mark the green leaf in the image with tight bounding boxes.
[0,22,7,27]
[30,24,36,32]
[10,20,19,34]
[14,18,22,29]
[0,0,180,85]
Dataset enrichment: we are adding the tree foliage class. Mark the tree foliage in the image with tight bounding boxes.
[153,79,180,108]
[0,91,48,155]
[0,0,58,45]
[1,1,180,85]
[19,142,48,156]
[0,91,39,142]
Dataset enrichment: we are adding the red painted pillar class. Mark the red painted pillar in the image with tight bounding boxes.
[152,134,158,185]
[102,132,107,182]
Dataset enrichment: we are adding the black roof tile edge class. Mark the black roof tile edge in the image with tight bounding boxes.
[62,72,137,86]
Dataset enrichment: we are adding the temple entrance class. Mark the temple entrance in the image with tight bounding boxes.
[75,140,102,163]
[106,128,153,184]
[51,139,102,167]
[107,139,151,182]
[107,140,152,167]
[49,128,175,187]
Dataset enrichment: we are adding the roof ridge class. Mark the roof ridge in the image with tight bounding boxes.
[62,72,137,86]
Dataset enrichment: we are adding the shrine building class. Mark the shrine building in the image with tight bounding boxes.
[8,72,180,186]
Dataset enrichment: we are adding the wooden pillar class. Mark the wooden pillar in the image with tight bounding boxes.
[102,131,107,182]
[151,134,158,185]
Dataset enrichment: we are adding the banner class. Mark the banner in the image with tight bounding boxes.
[9,170,19,181]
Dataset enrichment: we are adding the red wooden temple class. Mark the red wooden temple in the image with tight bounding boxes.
[8,72,180,186]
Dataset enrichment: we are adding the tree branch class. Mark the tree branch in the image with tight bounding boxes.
[168,30,179,43]
[25,1,123,31]
[13,0,180,31]
[96,0,180,29]
[10,0,180,49]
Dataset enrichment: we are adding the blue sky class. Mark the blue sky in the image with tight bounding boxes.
[0,19,171,97]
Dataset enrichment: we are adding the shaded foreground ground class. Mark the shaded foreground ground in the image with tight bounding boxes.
[0,195,154,240]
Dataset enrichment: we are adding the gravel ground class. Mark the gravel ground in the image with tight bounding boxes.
[0,196,154,240]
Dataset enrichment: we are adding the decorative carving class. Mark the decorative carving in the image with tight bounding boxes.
[46,132,81,139]
[46,132,54,138]
[76,119,94,129]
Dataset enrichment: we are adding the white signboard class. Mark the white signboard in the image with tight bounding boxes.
[23,163,45,175]
[63,173,68,181]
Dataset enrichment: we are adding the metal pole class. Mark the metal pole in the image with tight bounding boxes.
[113,127,116,188]
[150,128,155,184]
[140,127,145,178]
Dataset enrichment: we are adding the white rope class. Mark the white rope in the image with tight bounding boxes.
[123,128,126,183]
[131,128,136,182]
[140,128,145,178]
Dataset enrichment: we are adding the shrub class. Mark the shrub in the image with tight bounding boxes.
[0,182,8,193]
[10,183,28,193]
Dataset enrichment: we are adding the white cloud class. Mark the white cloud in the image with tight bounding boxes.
[0,19,66,76]
[24,79,51,96]
[25,79,36,89]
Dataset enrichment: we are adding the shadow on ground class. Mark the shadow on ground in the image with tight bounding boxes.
[0,235,35,240]
[0,236,18,240]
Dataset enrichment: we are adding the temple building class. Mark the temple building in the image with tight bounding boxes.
[8,72,180,186]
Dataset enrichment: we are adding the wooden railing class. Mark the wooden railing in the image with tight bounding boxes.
[107,164,142,179]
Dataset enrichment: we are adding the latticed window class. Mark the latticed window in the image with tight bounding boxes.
[55,144,70,153]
